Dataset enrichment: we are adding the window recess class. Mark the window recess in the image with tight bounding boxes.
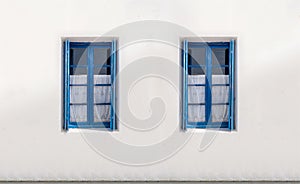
[182,40,235,130]
[64,40,117,131]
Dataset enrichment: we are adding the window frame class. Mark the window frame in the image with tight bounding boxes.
[182,39,235,130]
[63,40,117,131]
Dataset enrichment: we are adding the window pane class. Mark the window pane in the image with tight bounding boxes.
[94,86,111,103]
[188,86,205,104]
[70,75,87,85]
[188,47,206,75]
[212,86,229,103]
[212,67,229,75]
[188,67,205,75]
[188,47,206,65]
[211,105,228,122]
[70,86,87,103]
[212,48,229,66]
[188,75,206,84]
[70,105,87,122]
[70,67,87,75]
[188,105,205,122]
[212,75,229,84]
[94,48,111,66]
[94,105,111,122]
[94,75,111,84]
[70,48,88,65]
[94,67,110,75]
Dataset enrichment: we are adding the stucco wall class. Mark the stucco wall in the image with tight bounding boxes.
[0,0,300,181]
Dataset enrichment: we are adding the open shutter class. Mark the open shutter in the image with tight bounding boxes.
[64,40,70,131]
[182,40,188,130]
[110,40,117,131]
[229,39,235,130]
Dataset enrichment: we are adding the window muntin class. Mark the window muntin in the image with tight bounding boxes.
[64,41,117,130]
[182,40,235,130]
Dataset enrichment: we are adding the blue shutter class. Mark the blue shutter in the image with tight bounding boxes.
[182,40,188,130]
[229,39,235,130]
[64,40,70,131]
[110,40,117,131]
[87,46,94,126]
[206,44,212,124]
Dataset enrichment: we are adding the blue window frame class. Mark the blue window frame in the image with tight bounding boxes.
[63,40,117,131]
[182,40,235,130]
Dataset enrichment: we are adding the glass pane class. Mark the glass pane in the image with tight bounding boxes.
[188,105,205,122]
[70,86,87,103]
[212,67,229,75]
[94,86,111,103]
[188,86,205,104]
[188,47,206,65]
[70,75,87,84]
[188,47,206,75]
[188,67,205,75]
[70,105,87,122]
[212,86,229,103]
[188,75,205,84]
[212,48,229,66]
[70,48,88,65]
[94,48,111,66]
[94,75,111,84]
[70,67,87,75]
[212,75,229,84]
[94,105,111,122]
[94,67,110,75]
[211,105,228,122]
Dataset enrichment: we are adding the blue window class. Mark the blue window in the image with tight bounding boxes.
[182,40,235,130]
[63,40,117,130]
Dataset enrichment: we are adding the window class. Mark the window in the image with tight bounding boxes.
[63,40,117,130]
[182,40,235,130]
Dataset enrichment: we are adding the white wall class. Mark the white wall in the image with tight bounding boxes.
[0,0,300,181]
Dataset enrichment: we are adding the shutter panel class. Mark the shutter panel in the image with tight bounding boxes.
[110,39,117,131]
[182,40,188,130]
[229,39,235,130]
[64,40,70,131]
